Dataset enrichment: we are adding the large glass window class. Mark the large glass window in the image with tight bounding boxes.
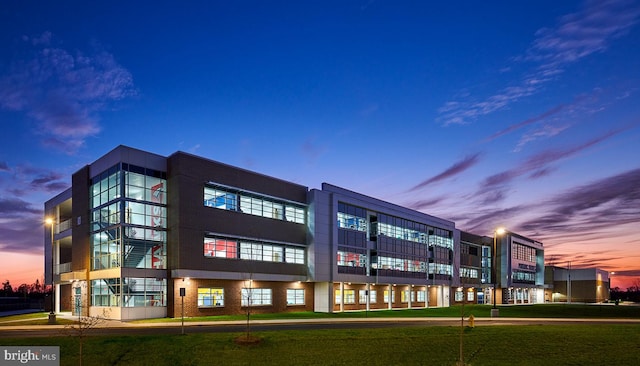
[286,289,305,305]
[204,236,304,265]
[240,242,283,262]
[429,263,453,276]
[460,267,479,279]
[91,278,120,307]
[335,289,355,304]
[121,277,166,307]
[358,290,376,304]
[401,291,415,303]
[198,288,224,307]
[512,243,536,262]
[376,256,426,273]
[285,247,305,264]
[204,238,237,258]
[90,164,167,271]
[204,185,306,224]
[383,290,395,304]
[337,250,367,267]
[204,186,237,210]
[241,288,272,306]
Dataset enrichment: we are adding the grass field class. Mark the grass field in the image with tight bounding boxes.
[2,304,639,326]
[2,324,639,365]
[131,303,640,323]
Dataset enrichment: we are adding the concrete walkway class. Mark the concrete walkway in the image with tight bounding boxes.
[2,311,640,331]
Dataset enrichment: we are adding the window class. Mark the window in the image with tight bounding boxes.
[204,185,306,224]
[455,290,463,302]
[460,267,479,279]
[334,289,356,304]
[285,247,305,264]
[401,290,415,303]
[337,251,367,267]
[417,291,426,302]
[359,290,377,304]
[241,288,272,306]
[198,288,224,307]
[122,278,166,307]
[204,186,237,210]
[343,290,355,304]
[204,238,237,258]
[287,289,305,305]
[384,290,395,303]
[240,242,283,262]
[205,236,303,264]
[467,291,475,302]
[91,278,120,307]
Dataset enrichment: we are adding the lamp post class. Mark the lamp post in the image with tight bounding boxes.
[45,217,56,324]
[491,227,505,318]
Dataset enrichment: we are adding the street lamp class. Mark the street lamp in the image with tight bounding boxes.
[45,217,56,324]
[492,227,506,318]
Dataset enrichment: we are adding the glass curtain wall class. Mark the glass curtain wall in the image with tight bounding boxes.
[89,163,167,308]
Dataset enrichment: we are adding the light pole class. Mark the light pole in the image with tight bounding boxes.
[45,217,56,324]
[491,227,505,318]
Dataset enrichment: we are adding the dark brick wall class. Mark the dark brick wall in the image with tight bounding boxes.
[170,279,314,317]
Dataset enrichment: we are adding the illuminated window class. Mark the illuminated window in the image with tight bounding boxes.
[401,290,415,303]
[241,288,272,306]
[204,238,237,258]
[204,185,306,224]
[286,289,305,305]
[285,247,305,264]
[198,288,224,307]
[384,290,395,303]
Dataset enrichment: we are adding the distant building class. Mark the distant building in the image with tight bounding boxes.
[495,230,545,304]
[456,230,545,305]
[544,266,610,303]
[45,145,547,320]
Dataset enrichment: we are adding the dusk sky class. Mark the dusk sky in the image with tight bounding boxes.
[1,1,639,289]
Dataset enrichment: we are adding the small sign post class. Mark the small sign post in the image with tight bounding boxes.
[180,287,186,335]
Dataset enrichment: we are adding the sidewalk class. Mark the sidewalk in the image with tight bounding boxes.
[2,312,640,331]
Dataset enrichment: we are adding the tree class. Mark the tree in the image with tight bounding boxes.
[62,295,110,366]
[1,280,13,296]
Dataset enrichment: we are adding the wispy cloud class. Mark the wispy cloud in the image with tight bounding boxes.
[0,197,41,217]
[482,129,622,190]
[484,98,581,142]
[519,167,640,238]
[438,0,640,126]
[408,153,482,192]
[1,164,69,197]
[526,0,640,73]
[406,197,446,211]
[0,31,136,154]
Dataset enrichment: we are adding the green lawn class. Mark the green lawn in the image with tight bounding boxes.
[132,303,640,323]
[2,324,639,365]
[2,304,639,326]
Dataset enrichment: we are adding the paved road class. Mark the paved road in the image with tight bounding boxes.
[2,316,639,338]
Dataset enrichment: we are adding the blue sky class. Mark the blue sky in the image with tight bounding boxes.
[1,0,639,288]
